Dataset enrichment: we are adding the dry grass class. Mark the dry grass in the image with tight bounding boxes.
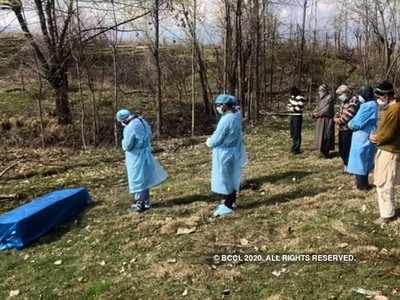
[1,118,400,299]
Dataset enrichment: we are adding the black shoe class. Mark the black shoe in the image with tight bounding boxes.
[358,185,373,191]
[365,185,373,191]
[292,150,303,155]
[128,203,149,213]
[374,216,397,225]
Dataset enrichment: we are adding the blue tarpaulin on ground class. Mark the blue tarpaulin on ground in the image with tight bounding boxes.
[0,188,91,250]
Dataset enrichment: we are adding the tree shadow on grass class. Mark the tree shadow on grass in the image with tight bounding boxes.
[239,187,329,210]
[154,170,314,209]
[3,159,122,181]
[153,193,218,208]
[241,170,313,191]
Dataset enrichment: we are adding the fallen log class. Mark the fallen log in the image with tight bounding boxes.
[0,162,20,179]
[0,194,26,201]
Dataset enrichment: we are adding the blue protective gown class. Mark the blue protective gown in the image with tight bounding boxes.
[207,112,243,195]
[122,117,168,193]
[347,100,378,176]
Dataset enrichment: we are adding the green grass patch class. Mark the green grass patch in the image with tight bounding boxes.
[1,118,400,299]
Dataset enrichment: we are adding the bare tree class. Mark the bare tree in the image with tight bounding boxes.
[153,0,162,137]
[0,0,151,124]
[223,0,232,93]
[235,0,244,115]
[70,1,87,149]
[350,0,400,81]
[296,0,309,87]
[111,0,120,146]
[191,0,196,136]
[174,0,211,115]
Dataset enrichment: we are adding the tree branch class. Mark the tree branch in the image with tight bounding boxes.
[58,0,75,49]
[81,10,151,44]
[46,0,57,52]
[0,161,21,178]
[34,0,50,41]
[11,5,49,71]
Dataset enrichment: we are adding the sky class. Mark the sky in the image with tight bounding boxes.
[0,0,338,44]
[275,1,337,39]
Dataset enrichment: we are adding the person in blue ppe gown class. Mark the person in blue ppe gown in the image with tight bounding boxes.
[347,86,378,191]
[116,109,168,212]
[207,95,245,217]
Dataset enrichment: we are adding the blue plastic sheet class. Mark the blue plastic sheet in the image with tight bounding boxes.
[0,188,91,250]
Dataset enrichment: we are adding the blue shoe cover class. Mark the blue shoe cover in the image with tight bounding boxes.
[213,204,235,217]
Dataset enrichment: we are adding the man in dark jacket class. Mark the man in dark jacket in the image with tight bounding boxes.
[287,87,305,154]
[313,84,335,158]
[334,84,360,171]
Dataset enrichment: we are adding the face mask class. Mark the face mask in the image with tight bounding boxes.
[216,106,224,115]
[358,95,366,103]
[338,95,348,103]
[377,98,388,107]
[120,121,127,127]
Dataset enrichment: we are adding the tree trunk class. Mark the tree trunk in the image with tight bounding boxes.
[154,0,162,137]
[53,68,72,125]
[75,58,87,150]
[223,0,232,94]
[32,51,45,148]
[235,0,244,116]
[71,2,87,150]
[254,0,260,122]
[191,0,197,136]
[111,1,119,147]
[313,0,318,52]
[195,43,211,115]
[87,74,98,146]
[262,1,268,111]
[19,60,25,92]
[269,18,276,111]
[112,44,119,147]
[297,0,308,88]
[181,5,210,115]
[247,40,254,122]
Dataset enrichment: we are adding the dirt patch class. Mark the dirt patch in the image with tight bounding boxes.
[147,261,201,281]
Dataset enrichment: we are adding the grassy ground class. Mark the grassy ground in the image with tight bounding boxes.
[1,118,400,300]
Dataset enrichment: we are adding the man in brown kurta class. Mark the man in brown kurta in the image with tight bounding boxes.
[370,81,400,225]
[313,84,335,158]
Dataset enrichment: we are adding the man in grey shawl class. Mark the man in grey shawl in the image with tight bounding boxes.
[313,84,335,158]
